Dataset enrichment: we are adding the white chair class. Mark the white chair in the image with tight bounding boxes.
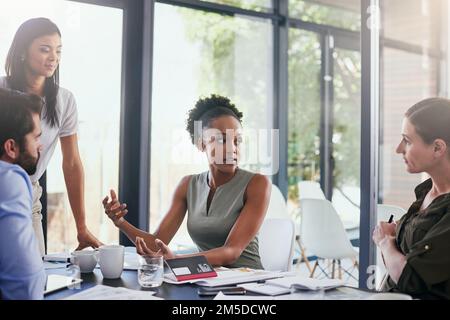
[258,218,295,272]
[300,198,359,280]
[375,204,407,290]
[296,181,326,272]
[298,181,326,200]
[265,184,290,219]
[266,184,312,271]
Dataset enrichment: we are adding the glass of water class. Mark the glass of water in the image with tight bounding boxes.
[138,255,164,288]
[66,254,82,290]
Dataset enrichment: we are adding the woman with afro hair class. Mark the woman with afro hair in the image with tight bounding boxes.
[103,94,271,269]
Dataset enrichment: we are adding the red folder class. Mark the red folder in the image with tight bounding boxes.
[165,255,218,281]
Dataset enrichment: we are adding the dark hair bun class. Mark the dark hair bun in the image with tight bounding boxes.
[406,97,450,146]
[186,94,243,144]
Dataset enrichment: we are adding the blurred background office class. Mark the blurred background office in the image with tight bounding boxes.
[0,0,447,288]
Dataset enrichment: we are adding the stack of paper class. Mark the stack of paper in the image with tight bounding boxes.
[164,268,292,287]
[265,276,344,291]
[44,261,68,270]
[63,285,163,300]
[240,282,291,296]
[214,291,276,300]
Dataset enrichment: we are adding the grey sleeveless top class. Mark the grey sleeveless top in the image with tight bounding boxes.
[186,168,263,269]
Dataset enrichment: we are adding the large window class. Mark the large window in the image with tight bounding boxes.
[331,46,361,229]
[287,3,361,233]
[151,2,273,250]
[287,29,322,219]
[379,0,443,210]
[380,49,440,209]
[289,0,360,31]
[383,0,441,49]
[0,0,123,252]
[200,0,272,11]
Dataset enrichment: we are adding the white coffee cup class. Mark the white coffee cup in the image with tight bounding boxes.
[71,250,98,273]
[98,245,124,279]
[366,293,413,300]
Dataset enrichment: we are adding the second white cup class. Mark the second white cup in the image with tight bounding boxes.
[71,250,98,273]
[98,245,124,279]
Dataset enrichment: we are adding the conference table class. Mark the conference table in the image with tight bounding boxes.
[44,268,375,300]
[45,268,212,300]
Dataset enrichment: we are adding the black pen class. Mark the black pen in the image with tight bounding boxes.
[388,214,394,223]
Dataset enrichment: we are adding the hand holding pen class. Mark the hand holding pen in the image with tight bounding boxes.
[378,214,396,266]
[372,214,397,247]
[388,214,394,224]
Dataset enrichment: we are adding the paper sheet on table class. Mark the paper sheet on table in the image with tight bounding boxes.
[240,282,291,296]
[63,285,163,300]
[266,276,344,291]
[123,248,140,270]
[214,292,276,300]
[214,290,330,300]
[44,261,68,270]
[164,268,294,287]
[323,286,376,300]
[214,287,372,300]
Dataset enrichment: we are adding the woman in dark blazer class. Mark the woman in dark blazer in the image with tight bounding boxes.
[373,98,450,300]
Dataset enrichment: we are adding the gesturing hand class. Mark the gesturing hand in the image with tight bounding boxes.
[102,189,128,226]
[135,237,175,260]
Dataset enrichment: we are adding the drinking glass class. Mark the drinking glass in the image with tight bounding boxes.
[138,255,164,288]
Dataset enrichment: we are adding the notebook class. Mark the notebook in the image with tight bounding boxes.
[265,276,344,291]
[164,268,290,287]
[165,255,217,281]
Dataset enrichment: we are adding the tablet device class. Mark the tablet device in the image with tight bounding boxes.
[44,274,83,295]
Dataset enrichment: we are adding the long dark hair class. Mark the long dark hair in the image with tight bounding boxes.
[5,17,61,127]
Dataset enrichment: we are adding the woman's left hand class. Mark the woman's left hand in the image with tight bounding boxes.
[135,237,175,260]
[372,221,397,246]
[76,228,103,250]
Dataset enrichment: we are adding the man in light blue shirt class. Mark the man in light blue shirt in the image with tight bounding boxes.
[0,89,46,300]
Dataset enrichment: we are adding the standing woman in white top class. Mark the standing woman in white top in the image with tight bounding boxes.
[1,17,102,255]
